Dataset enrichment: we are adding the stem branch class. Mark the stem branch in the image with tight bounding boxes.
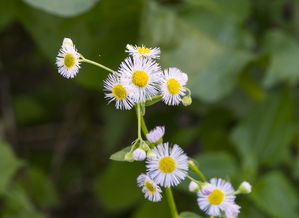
[165,187,179,218]
[80,58,115,73]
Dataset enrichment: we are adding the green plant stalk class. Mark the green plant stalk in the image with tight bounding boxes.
[80,58,115,73]
[136,104,142,139]
[189,161,206,182]
[140,114,179,218]
[165,187,180,218]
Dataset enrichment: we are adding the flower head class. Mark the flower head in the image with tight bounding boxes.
[137,173,162,202]
[56,38,81,79]
[146,126,165,143]
[146,143,188,187]
[103,73,134,110]
[224,203,240,218]
[197,178,237,217]
[133,148,146,161]
[119,57,161,103]
[126,44,160,59]
[160,68,188,105]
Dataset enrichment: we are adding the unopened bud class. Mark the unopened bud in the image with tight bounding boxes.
[63,38,73,47]
[188,181,199,192]
[182,95,192,106]
[140,141,150,151]
[124,152,134,162]
[238,181,252,194]
[133,148,146,161]
[147,150,157,160]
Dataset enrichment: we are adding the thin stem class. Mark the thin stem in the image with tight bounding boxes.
[165,188,179,218]
[141,115,149,135]
[136,104,142,139]
[80,58,115,73]
[188,160,206,182]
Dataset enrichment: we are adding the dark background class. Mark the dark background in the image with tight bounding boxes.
[0,0,299,217]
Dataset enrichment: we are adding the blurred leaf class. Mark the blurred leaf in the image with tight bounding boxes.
[251,171,299,218]
[110,145,132,161]
[180,211,203,218]
[132,199,170,218]
[141,1,253,102]
[193,151,238,179]
[19,167,59,208]
[231,91,297,168]
[294,155,299,180]
[0,141,22,195]
[94,162,143,212]
[103,108,132,153]
[22,0,99,17]
[2,184,45,218]
[262,30,299,87]
[0,0,17,31]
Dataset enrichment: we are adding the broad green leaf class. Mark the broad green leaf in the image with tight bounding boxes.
[193,151,238,179]
[94,162,143,212]
[180,211,203,218]
[109,145,132,161]
[22,0,99,17]
[132,200,170,218]
[0,141,22,195]
[231,91,297,168]
[18,167,59,208]
[2,184,45,218]
[140,1,253,102]
[251,171,299,218]
[262,30,299,87]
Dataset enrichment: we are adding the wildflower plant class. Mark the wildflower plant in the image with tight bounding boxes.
[56,38,251,218]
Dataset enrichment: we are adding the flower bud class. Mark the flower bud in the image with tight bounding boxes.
[147,150,157,160]
[133,148,146,161]
[140,141,150,151]
[237,181,252,194]
[63,38,74,47]
[188,181,199,192]
[182,95,192,106]
[124,152,134,162]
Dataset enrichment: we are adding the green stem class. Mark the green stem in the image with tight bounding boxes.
[136,104,142,139]
[188,160,206,182]
[165,188,179,218]
[141,115,149,135]
[80,58,115,73]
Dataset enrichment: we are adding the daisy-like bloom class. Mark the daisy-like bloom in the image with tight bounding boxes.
[160,68,188,105]
[56,38,81,79]
[146,143,188,187]
[224,203,240,218]
[137,173,162,202]
[103,73,134,110]
[126,44,160,59]
[197,178,238,217]
[119,57,161,102]
[146,126,165,143]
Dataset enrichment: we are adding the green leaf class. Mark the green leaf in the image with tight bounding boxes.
[193,151,238,179]
[262,30,299,87]
[18,167,59,208]
[22,0,99,17]
[231,91,297,168]
[0,141,22,195]
[94,162,143,212]
[140,1,253,102]
[132,200,171,218]
[293,155,299,180]
[251,171,299,218]
[180,211,203,218]
[0,0,17,31]
[109,145,132,161]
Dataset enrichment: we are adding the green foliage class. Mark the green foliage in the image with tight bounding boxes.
[180,211,203,218]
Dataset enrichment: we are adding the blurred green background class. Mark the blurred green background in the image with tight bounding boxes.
[1,0,299,217]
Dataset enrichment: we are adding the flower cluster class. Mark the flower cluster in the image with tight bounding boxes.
[103,44,190,109]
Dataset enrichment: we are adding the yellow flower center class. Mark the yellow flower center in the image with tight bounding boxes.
[167,78,181,95]
[145,181,156,194]
[158,156,176,173]
[112,84,127,100]
[208,189,224,205]
[132,70,149,87]
[64,53,76,69]
[137,47,151,54]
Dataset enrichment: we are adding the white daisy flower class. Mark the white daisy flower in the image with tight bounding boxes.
[224,203,241,218]
[119,57,161,102]
[146,126,165,143]
[133,148,146,161]
[146,143,188,187]
[103,73,134,110]
[137,173,162,202]
[126,44,160,59]
[197,178,237,217]
[160,68,188,105]
[56,38,81,79]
